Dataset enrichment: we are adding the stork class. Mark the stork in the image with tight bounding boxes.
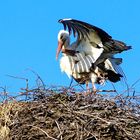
[56,30,123,94]
[56,19,131,94]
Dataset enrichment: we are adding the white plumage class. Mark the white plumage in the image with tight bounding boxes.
[59,50,105,88]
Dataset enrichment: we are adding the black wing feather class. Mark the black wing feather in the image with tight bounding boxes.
[66,22,72,35]
[58,19,112,43]
[69,24,77,37]
[58,18,131,53]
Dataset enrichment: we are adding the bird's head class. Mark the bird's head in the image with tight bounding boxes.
[56,30,70,60]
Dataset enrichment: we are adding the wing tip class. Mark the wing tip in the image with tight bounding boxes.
[127,46,132,50]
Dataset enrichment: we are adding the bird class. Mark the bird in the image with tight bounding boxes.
[56,19,131,94]
[56,18,131,65]
[56,30,124,94]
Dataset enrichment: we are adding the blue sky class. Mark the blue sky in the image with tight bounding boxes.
[0,0,139,95]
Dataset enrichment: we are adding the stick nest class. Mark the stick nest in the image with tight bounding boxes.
[0,87,140,140]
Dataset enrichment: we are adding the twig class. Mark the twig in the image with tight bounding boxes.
[6,74,28,81]
[28,125,57,140]
[0,86,8,102]
[6,74,29,100]
[73,111,111,124]
[55,120,63,140]
[130,78,140,88]
[69,77,74,88]
[111,82,119,94]
[124,79,130,97]
[96,89,116,93]
[25,68,46,89]
[57,98,72,112]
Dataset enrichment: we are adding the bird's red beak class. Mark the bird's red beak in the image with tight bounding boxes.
[56,41,63,60]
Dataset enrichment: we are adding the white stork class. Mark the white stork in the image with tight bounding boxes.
[56,30,124,94]
[56,19,131,94]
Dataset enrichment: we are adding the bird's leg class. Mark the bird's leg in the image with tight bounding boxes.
[90,73,97,95]
[92,82,97,95]
[85,81,90,96]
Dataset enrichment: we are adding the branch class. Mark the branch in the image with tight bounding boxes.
[27,125,57,140]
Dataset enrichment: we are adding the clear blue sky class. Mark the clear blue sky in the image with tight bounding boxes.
[0,0,139,95]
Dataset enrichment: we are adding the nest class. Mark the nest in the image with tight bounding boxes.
[0,86,139,140]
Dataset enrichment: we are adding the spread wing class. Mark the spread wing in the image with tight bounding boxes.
[58,18,111,47]
[58,18,131,53]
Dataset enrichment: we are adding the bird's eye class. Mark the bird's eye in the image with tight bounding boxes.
[60,35,66,43]
[60,35,63,39]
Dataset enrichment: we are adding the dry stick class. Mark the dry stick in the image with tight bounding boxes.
[68,81,85,95]
[57,98,72,112]
[129,78,140,97]
[0,86,8,102]
[73,111,111,125]
[76,122,80,140]
[111,82,119,94]
[27,125,57,140]
[96,89,116,93]
[124,79,130,97]
[26,68,46,89]
[6,74,29,101]
[55,120,63,140]
[122,78,140,96]
[69,77,74,88]
[58,96,112,124]
[130,78,140,88]
[84,89,116,97]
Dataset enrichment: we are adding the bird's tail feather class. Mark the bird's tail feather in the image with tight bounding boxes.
[113,39,132,52]
[104,39,132,53]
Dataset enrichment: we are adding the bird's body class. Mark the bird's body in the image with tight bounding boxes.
[60,51,98,82]
[60,50,105,93]
[58,38,122,93]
